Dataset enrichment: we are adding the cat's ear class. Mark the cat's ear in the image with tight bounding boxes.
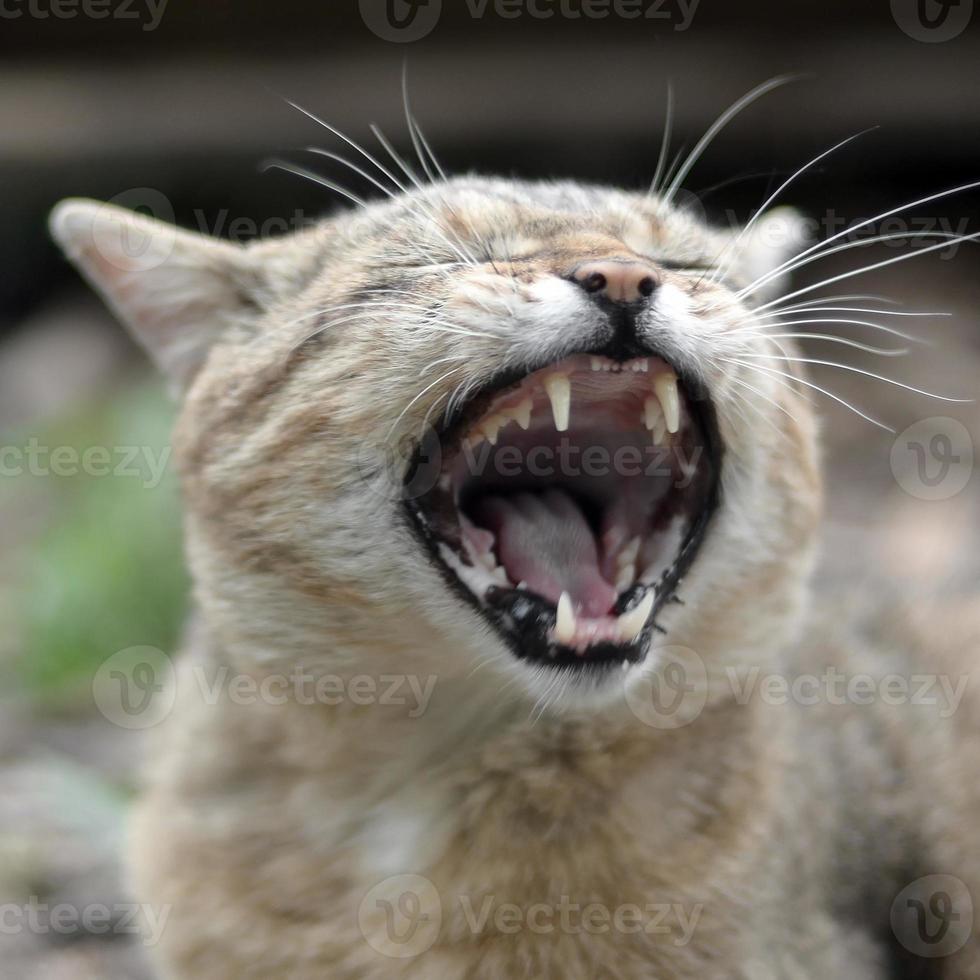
[729,207,809,302]
[49,198,259,393]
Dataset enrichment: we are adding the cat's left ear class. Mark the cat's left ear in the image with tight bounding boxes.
[50,198,261,394]
[729,207,809,302]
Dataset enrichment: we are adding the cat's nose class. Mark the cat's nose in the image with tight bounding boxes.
[571,260,659,303]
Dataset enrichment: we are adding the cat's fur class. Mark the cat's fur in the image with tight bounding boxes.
[50,176,979,978]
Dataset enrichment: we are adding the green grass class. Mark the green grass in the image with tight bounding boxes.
[7,380,188,708]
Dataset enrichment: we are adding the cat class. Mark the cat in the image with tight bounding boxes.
[50,155,979,978]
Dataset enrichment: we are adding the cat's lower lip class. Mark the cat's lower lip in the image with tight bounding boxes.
[404,348,722,672]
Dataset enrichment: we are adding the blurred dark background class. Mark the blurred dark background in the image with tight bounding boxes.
[1,2,978,976]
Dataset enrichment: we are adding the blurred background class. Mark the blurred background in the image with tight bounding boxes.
[1,1,978,976]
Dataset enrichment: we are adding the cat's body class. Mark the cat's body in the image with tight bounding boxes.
[126,601,980,979]
[50,171,979,978]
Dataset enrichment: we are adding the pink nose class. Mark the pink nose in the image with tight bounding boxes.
[572,261,659,303]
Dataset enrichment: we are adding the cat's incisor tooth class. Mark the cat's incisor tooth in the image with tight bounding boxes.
[617,591,654,643]
[512,398,532,430]
[555,591,576,644]
[653,371,680,434]
[544,374,571,432]
[480,415,504,445]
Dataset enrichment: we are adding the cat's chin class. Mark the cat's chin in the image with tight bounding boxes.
[404,347,722,675]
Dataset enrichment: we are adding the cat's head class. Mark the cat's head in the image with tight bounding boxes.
[50,177,820,712]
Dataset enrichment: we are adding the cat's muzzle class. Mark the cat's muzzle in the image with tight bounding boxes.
[404,350,721,672]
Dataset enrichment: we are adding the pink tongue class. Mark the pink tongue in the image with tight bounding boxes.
[472,490,618,617]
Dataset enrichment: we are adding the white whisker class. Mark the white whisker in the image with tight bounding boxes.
[723,356,893,431]
[661,75,800,207]
[733,353,971,402]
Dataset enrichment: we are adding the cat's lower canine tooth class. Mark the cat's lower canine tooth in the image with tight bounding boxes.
[554,591,576,644]
[616,590,654,642]
[543,374,571,431]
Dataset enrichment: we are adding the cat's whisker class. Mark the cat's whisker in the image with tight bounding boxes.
[260,161,368,209]
[751,229,980,314]
[723,373,802,427]
[418,353,471,378]
[731,317,923,343]
[286,96,478,268]
[739,230,978,302]
[757,333,909,357]
[385,365,466,443]
[304,147,402,201]
[661,75,800,207]
[712,127,876,284]
[752,306,946,322]
[370,122,485,268]
[741,178,980,302]
[734,352,971,402]
[648,81,675,196]
[722,356,893,431]
[762,292,901,311]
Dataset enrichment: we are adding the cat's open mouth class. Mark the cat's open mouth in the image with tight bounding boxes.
[404,351,721,671]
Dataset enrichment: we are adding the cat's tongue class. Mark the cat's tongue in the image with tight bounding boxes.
[472,490,618,617]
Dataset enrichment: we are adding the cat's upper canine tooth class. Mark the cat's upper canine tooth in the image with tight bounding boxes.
[653,371,680,434]
[554,591,576,644]
[543,374,571,432]
[643,396,661,433]
[617,590,654,643]
[590,357,603,371]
